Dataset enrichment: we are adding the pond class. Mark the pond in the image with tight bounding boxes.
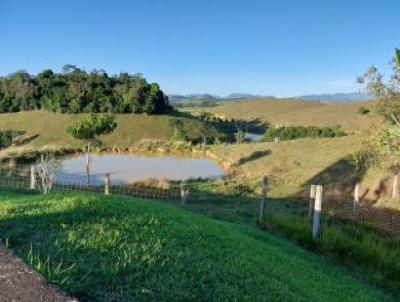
[244,133,264,142]
[56,153,225,186]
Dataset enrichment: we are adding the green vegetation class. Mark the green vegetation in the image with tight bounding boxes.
[235,128,245,143]
[0,65,169,114]
[263,125,346,142]
[173,190,400,299]
[170,119,189,142]
[67,114,117,153]
[0,188,391,301]
[0,130,13,149]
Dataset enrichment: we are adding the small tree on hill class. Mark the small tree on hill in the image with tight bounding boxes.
[358,51,400,197]
[67,114,117,184]
[235,128,245,144]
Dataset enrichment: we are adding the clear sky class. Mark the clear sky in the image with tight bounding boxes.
[0,0,398,96]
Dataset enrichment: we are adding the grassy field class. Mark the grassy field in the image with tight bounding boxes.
[209,135,375,199]
[182,98,383,132]
[0,111,219,149]
[0,188,392,301]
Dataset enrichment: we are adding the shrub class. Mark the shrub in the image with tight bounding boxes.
[0,131,13,148]
[358,106,371,115]
[348,140,379,171]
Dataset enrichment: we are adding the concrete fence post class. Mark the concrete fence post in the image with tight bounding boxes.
[312,185,323,240]
[30,165,36,190]
[104,173,111,195]
[181,182,188,205]
[258,176,268,225]
[353,182,360,213]
[308,185,316,218]
[392,174,398,199]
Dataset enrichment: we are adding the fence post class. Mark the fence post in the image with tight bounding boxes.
[104,173,110,195]
[180,182,187,205]
[308,185,316,217]
[30,165,36,190]
[353,182,360,212]
[312,185,323,240]
[258,176,268,226]
[392,174,398,199]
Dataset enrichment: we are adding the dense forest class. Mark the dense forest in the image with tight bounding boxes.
[0,65,170,114]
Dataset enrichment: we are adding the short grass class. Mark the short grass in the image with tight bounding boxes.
[183,98,383,132]
[175,192,400,298]
[211,135,362,198]
[0,188,390,301]
[0,111,217,149]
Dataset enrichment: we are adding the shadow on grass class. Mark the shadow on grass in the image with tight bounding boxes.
[301,157,368,200]
[236,150,271,166]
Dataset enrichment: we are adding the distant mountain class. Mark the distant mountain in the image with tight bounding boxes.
[168,93,273,102]
[297,92,370,103]
[169,91,370,103]
[168,94,218,102]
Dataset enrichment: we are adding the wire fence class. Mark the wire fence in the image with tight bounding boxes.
[1,165,400,237]
[324,199,400,234]
[0,165,225,203]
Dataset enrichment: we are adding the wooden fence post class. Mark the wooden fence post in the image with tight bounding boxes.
[104,173,110,195]
[30,165,36,190]
[312,185,323,240]
[392,174,398,199]
[180,182,187,205]
[308,185,316,217]
[258,176,268,226]
[353,182,360,212]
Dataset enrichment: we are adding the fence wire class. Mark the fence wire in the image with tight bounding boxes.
[324,199,400,234]
[2,166,400,236]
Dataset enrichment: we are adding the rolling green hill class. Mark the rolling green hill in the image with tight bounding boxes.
[183,98,383,132]
[0,111,219,149]
[0,189,391,301]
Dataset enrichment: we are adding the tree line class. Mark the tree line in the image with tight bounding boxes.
[263,125,346,141]
[0,65,170,114]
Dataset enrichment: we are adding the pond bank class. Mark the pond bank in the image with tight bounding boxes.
[0,140,235,176]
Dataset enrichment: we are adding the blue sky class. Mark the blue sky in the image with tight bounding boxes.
[0,0,398,96]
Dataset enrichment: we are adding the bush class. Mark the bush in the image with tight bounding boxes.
[358,106,371,115]
[263,125,346,142]
[348,141,379,171]
[0,131,13,148]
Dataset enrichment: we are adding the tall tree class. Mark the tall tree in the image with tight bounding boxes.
[67,114,117,185]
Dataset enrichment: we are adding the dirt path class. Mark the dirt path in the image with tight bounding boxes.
[0,245,76,302]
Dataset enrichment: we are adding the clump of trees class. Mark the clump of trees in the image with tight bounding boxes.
[263,125,346,142]
[0,65,170,114]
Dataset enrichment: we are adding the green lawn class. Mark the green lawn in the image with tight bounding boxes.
[0,188,391,301]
